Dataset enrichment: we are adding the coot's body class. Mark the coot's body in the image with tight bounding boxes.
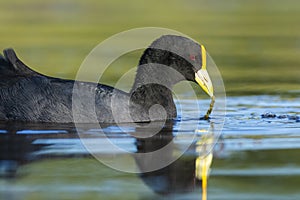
[0,35,213,123]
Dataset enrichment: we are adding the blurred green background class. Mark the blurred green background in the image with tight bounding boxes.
[0,0,299,95]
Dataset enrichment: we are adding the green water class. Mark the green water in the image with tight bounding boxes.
[0,96,299,200]
[0,1,300,200]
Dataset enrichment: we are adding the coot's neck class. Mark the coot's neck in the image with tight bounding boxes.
[131,64,179,93]
[130,63,181,120]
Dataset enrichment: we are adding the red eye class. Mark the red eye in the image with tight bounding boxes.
[189,55,196,61]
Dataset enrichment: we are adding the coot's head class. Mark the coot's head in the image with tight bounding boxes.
[138,35,214,97]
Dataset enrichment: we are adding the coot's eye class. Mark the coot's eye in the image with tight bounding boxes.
[189,54,196,61]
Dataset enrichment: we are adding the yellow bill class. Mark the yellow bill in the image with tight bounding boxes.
[195,45,214,97]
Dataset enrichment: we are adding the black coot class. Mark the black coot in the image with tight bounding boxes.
[0,35,213,123]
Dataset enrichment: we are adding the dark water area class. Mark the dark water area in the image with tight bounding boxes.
[0,95,299,200]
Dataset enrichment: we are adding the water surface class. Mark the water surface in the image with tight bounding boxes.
[0,95,299,200]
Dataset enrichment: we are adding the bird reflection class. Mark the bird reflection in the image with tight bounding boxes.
[134,120,214,196]
[0,122,79,178]
[0,120,216,199]
[0,122,44,178]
